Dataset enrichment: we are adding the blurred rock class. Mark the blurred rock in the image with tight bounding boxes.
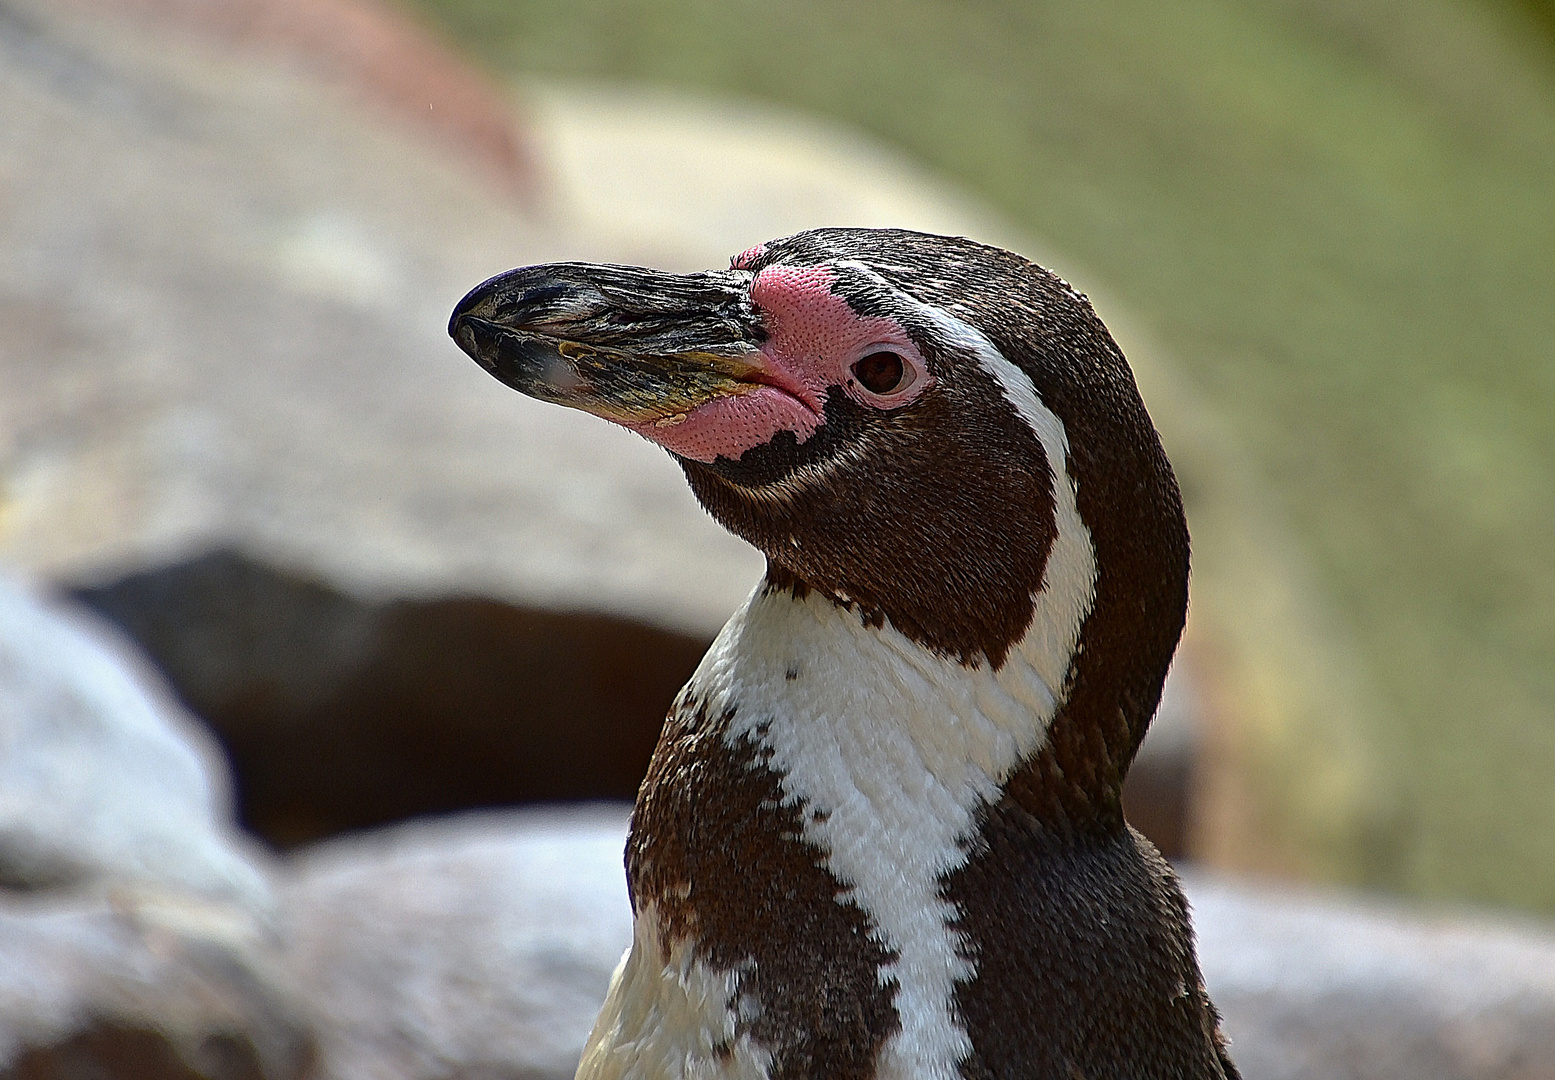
[0,571,268,906]
[278,805,633,1080]
[522,82,1039,272]
[0,892,313,1080]
[0,570,309,1079]
[56,0,538,196]
[1191,873,1555,1080]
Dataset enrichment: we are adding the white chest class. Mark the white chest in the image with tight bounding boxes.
[579,565,1092,1079]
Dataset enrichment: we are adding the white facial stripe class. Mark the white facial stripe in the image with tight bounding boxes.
[806,266,1100,672]
[916,303,1100,693]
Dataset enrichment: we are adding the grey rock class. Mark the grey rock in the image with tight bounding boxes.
[0,891,313,1080]
[279,805,633,1080]
[1191,872,1555,1080]
[68,549,708,848]
[0,571,268,908]
[0,569,310,1079]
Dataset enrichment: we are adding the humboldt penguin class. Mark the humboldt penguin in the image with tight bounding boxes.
[450,228,1237,1080]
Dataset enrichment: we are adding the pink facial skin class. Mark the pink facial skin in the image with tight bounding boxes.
[623,264,933,463]
[730,243,767,270]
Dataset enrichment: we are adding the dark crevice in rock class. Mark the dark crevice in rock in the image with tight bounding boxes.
[70,549,708,849]
[4,1022,309,1080]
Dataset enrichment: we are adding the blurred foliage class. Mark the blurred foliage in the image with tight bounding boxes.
[1516,0,1555,40]
[399,0,1555,912]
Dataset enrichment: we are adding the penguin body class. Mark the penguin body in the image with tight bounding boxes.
[451,229,1237,1080]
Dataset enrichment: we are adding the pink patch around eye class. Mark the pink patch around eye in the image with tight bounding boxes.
[626,262,931,464]
[751,265,931,411]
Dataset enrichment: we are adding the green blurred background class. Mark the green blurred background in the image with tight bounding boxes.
[394,0,1555,914]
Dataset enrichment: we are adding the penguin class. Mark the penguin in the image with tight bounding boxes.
[449,228,1237,1080]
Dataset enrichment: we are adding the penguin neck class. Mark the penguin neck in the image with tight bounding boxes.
[623,576,1098,1080]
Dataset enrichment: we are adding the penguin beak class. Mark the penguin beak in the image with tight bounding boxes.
[448,262,767,426]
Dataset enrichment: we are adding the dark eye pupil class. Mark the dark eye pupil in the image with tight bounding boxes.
[852,351,907,395]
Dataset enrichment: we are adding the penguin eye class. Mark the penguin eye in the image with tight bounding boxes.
[850,351,907,396]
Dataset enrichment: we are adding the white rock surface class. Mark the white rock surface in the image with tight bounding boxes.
[0,571,269,908]
[280,805,633,1080]
[1191,873,1555,1080]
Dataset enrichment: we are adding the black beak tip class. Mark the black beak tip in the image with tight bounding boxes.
[444,305,563,395]
[448,312,478,363]
[449,316,506,381]
[448,280,493,350]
